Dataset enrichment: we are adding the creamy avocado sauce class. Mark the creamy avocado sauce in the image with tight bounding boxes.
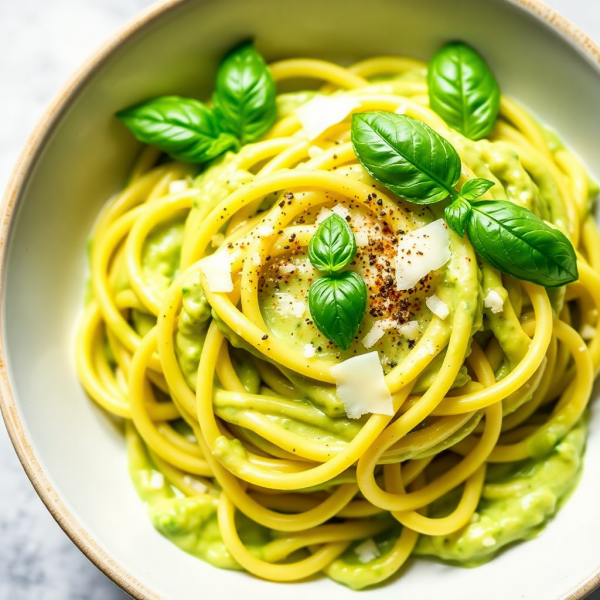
[415,416,586,566]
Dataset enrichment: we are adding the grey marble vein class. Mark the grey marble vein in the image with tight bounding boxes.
[1,0,600,598]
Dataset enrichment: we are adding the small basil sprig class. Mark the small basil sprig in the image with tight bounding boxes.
[428,42,500,140]
[213,42,277,144]
[117,42,276,164]
[308,214,367,349]
[351,111,578,287]
[117,97,239,163]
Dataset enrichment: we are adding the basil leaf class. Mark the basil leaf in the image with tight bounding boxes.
[445,198,471,237]
[308,214,357,274]
[428,42,500,140]
[309,271,367,350]
[467,201,578,287]
[351,112,461,204]
[117,96,239,163]
[213,42,277,144]
[461,178,494,201]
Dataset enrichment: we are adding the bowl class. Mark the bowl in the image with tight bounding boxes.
[2,0,600,598]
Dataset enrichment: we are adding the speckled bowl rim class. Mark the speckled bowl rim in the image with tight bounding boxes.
[1,1,600,598]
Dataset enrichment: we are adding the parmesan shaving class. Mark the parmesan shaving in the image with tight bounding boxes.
[398,320,419,340]
[276,293,306,319]
[211,233,225,248]
[250,252,262,267]
[295,95,361,140]
[199,251,233,293]
[361,319,397,349]
[316,204,350,225]
[279,263,297,275]
[355,230,369,247]
[168,179,188,194]
[484,290,505,314]
[256,224,274,237]
[303,343,316,358]
[330,352,394,419]
[426,294,449,320]
[308,145,324,158]
[355,538,380,563]
[395,219,451,290]
[581,324,597,340]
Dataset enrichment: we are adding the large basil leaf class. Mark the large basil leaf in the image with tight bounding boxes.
[213,42,277,144]
[428,42,500,140]
[308,213,357,274]
[308,272,367,350]
[117,96,239,163]
[467,201,578,287]
[351,112,461,204]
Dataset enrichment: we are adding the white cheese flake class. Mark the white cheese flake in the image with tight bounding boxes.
[316,204,350,225]
[330,352,394,419]
[276,293,306,319]
[398,320,420,340]
[168,179,188,194]
[581,324,597,340]
[308,145,324,158]
[303,343,316,358]
[295,95,361,140]
[199,251,233,293]
[250,252,262,267]
[395,219,451,290]
[211,233,225,248]
[256,224,274,237]
[426,294,449,320]
[149,471,165,490]
[484,290,505,314]
[355,230,369,247]
[361,319,397,349]
[182,476,208,494]
[279,263,297,275]
[355,538,381,564]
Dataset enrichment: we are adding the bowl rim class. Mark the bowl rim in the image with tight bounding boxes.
[1,0,600,598]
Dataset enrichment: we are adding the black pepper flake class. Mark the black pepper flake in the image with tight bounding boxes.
[262,334,269,340]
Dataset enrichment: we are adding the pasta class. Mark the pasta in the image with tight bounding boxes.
[75,51,600,589]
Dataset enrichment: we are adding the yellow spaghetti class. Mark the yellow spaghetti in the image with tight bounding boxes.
[76,53,600,589]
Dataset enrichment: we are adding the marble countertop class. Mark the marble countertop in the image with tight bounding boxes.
[1,1,600,598]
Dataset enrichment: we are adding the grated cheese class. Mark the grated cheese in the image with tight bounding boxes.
[484,290,504,314]
[355,538,381,563]
[398,320,420,340]
[303,343,316,358]
[168,179,188,194]
[199,251,233,293]
[426,294,450,320]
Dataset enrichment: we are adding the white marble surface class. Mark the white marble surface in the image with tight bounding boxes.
[2,0,600,598]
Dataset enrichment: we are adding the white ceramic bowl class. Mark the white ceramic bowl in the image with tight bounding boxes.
[2,1,600,598]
